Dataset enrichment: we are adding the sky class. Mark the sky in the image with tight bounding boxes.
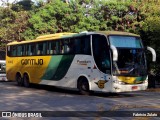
[0,0,19,6]
[0,0,20,4]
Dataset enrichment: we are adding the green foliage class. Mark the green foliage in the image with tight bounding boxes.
[23,0,106,38]
[0,7,29,42]
[141,16,160,73]
[12,0,34,11]
[0,0,160,73]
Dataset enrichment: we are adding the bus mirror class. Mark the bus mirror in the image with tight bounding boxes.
[147,46,156,62]
[110,45,118,61]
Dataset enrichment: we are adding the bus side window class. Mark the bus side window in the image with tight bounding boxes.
[47,42,49,54]
[92,34,111,74]
[56,41,60,54]
[68,39,75,54]
[63,39,70,54]
[60,40,64,54]
[74,36,91,55]
[11,46,17,56]
[31,44,35,55]
[82,36,91,55]
[28,44,35,56]
[26,44,29,55]
[36,42,43,55]
[48,41,52,54]
[7,46,11,57]
[17,45,22,56]
[43,42,47,55]
[53,42,57,54]
[22,45,26,56]
[74,38,81,54]
[49,41,56,55]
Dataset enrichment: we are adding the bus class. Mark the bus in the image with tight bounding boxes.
[0,50,7,81]
[6,31,156,94]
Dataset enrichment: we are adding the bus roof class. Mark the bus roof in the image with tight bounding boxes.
[96,31,140,37]
[7,31,140,46]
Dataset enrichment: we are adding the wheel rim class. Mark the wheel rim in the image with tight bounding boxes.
[79,80,89,93]
[81,82,88,91]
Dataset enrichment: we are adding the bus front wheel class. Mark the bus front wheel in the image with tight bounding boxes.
[78,78,90,95]
[23,74,30,88]
[16,74,23,86]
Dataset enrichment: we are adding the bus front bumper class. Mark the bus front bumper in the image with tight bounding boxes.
[111,81,148,93]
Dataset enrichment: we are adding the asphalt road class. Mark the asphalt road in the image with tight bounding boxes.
[0,81,159,120]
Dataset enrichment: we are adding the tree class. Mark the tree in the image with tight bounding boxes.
[0,0,160,74]
[23,0,104,39]
[11,0,34,11]
[141,16,160,74]
[0,0,30,43]
[0,0,18,8]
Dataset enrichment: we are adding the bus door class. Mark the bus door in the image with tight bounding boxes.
[92,34,111,89]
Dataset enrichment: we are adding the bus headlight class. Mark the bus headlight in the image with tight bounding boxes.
[143,80,148,84]
[113,80,125,85]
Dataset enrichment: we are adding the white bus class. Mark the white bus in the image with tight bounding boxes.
[0,51,7,81]
[6,31,156,94]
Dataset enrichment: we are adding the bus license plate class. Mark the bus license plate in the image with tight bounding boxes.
[132,86,138,90]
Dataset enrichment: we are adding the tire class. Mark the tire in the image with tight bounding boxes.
[23,74,30,88]
[16,74,23,86]
[78,78,90,95]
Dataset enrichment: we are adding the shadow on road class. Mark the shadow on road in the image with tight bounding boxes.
[0,81,150,98]
[25,83,139,98]
[29,83,147,98]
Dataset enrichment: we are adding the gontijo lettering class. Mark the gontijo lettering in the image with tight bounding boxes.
[21,59,43,65]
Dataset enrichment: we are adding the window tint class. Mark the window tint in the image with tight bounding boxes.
[17,45,22,56]
[28,44,35,56]
[109,36,142,48]
[25,44,29,56]
[16,45,26,56]
[48,41,60,55]
[92,34,111,74]
[22,45,26,56]
[7,35,91,56]
[70,35,91,55]
[43,42,47,55]
[60,39,72,54]
[60,40,64,54]
[68,39,75,54]
[36,42,42,55]
[11,46,17,56]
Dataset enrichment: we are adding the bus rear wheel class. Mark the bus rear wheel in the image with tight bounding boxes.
[78,78,90,95]
[16,74,23,86]
[23,74,30,88]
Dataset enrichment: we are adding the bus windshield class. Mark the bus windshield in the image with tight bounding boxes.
[109,36,147,76]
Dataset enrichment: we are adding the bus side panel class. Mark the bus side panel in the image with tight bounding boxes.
[6,56,19,81]
[41,55,112,92]
[69,55,113,92]
[40,55,95,88]
[6,56,51,83]
[41,55,75,81]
